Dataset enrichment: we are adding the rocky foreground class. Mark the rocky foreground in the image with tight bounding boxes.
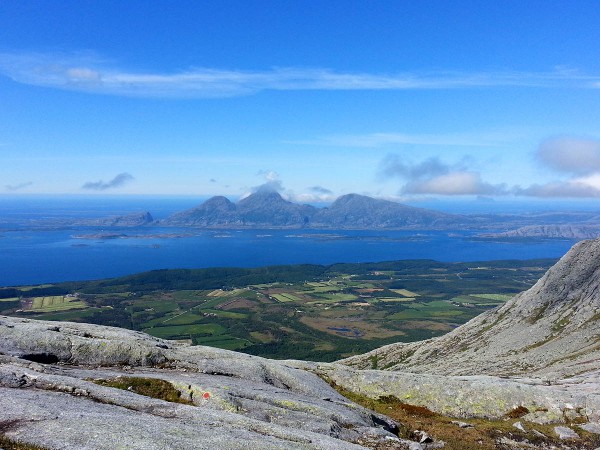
[2,238,600,449]
[0,317,408,449]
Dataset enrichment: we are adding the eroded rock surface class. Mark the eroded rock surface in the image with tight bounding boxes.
[291,361,600,424]
[0,316,413,449]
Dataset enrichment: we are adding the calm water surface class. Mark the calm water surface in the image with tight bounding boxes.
[0,196,578,286]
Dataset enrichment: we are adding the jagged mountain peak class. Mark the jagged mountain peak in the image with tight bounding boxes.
[237,190,289,206]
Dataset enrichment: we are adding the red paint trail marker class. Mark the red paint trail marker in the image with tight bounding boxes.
[203,392,211,400]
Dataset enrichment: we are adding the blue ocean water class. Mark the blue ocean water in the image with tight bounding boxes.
[0,196,580,286]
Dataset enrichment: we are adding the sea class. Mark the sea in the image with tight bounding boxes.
[0,195,591,287]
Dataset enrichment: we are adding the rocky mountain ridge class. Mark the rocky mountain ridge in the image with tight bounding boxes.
[6,192,598,233]
[160,191,461,229]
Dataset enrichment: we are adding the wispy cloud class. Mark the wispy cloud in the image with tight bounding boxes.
[81,172,134,191]
[290,185,337,203]
[309,186,333,195]
[288,131,518,148]
[402,171,507,196]
[0,52,598,98]
[5,181,32,191]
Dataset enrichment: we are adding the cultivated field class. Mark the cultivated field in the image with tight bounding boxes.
[0,259,555,361]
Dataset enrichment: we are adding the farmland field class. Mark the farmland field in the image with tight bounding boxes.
[0,258,555,361]
[28,295,87,312]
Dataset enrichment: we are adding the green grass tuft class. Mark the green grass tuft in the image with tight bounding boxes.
[92,376,193,405]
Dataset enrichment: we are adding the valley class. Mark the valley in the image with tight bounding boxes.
[0,258,554,361]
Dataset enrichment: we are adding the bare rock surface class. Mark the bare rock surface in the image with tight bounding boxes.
[0,316,411,449]
[289,361,600,424]
[554,426,580,440]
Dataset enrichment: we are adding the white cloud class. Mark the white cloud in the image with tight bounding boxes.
[243,170,285,197]
[379,155,506,196]
[512,136,600,198]
[66,67,102,83]
[291,186,337,203]
[402,171,506,196]
[1,52,599,98]
[537,137,600,175]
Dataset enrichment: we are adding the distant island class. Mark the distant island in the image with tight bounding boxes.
[9,191,600,237]
[158,191,462,229]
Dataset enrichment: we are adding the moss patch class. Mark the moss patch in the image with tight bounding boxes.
[506,405,530,418]
[324,378,600,450]
[0,435,49,450]
[92,376,194,405]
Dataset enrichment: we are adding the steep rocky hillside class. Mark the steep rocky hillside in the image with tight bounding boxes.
[479,224,600,240]
[341,237,600,379]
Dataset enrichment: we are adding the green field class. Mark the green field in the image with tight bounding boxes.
[30,296,87,312]
[391,289,419,297]
[471,293,514,301]
[272,293,303,302]
[0,258,555,361]
[143,323,226,339]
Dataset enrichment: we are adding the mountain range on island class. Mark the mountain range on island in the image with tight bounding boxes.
[159,191,462,229]
[2,238,600,448]
[9,191,600,238]
[150,191,598,236]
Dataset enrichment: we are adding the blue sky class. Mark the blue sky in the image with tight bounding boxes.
[1,1,600,205]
